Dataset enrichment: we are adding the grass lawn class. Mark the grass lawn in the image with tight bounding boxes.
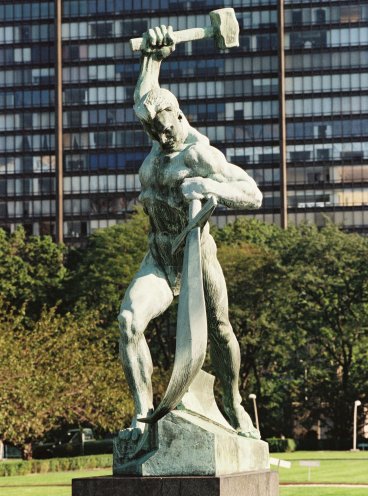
[272,451,368,484]
[0,468,111,496]
[1,452,368,496]
[281,488,368,496]
[276,450,368,495]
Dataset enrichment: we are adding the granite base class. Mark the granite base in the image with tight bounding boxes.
[72,470,279,496]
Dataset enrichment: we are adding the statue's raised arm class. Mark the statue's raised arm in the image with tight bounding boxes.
[133,26,175,108]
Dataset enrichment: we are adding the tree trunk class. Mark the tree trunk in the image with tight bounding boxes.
[22,443,33,460]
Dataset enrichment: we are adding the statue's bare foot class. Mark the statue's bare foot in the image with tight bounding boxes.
[118,413,148,444]
[118,426,142,442]
[224,403,261,440]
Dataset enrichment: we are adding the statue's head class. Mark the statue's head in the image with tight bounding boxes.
[134,88,188,152]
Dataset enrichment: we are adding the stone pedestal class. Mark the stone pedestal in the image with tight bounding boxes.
[73,371,277,495]
[113,371,269,476]
[72,470,279,496]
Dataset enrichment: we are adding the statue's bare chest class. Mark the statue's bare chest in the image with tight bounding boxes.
[140,149,192,201]
[139,149,194,233]
[151,152,189,190]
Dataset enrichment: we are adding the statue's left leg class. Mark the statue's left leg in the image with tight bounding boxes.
[202,243,260,439]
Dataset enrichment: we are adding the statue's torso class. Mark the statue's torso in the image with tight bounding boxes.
[139,143,212,293]
[139,145,191,233]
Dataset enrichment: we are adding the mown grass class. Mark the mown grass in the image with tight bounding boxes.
[1,451,368,496]
[0,468,111,496]
[272,451,368,484]
[281,488,368,496]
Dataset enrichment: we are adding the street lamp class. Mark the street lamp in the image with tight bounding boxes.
[249,393,260,433]
[352,400,362,451]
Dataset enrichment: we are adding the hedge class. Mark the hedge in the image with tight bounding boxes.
[266,437,296,453]
[0,454,112,477]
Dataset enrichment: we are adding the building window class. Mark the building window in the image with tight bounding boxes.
[317,149,330,160]
[64,88,86,104]
[39,178,55,194]
[63,45,80,61]
[90,22,113,38]
[67,111,82,127]
[93,132,113,147]
[314,9,326,24]
[292,10,303,25]
[290,31,327,49]
[22,156,33,172]
[0,180,6,195]
[290,151,311,162]
[121,19,148,36]
[340,5,361,23]
[0,202,8,217]
[234,109,244,120]
[340,151,364,162]
[20,25,32,42]
[317,125,328,139]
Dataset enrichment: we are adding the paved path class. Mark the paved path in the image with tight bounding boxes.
[0,483,70,487]
[281,483,368,488]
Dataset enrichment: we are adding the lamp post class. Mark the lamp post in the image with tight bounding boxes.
[249,393,260,433]
[353,400,362,451]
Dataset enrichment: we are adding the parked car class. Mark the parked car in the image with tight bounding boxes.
[33,428,113,459]
[1,442,22,459]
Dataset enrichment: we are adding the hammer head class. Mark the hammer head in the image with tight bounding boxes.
[210,8,240,49]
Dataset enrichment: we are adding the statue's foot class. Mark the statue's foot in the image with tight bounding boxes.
[118,427,143,442]
[224,404,261,440]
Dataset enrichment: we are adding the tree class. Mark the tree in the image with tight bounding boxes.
[213,217,368,441]
[0,301,134,458]
[216,239,300,437]
[0,227,66,318]
[283,223,368,441]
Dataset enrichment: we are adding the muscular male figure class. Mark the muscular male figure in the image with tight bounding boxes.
[118,26,263,440]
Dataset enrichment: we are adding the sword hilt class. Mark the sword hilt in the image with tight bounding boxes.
[189,198,202,221]
[172,197,217,255]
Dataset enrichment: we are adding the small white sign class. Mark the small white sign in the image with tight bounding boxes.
[299,460,320,481]
[299,460,320,467]
[269,457,292,469]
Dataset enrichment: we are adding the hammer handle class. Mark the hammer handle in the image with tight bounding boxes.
[130,26,213,52]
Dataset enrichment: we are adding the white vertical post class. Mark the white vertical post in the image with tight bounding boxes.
[249,393,260,432]
[353,400,362,451]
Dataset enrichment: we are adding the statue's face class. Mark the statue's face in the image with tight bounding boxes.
[151,108,188,152]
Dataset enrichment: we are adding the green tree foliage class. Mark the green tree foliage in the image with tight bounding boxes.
[1,212,367,449]
[282,223,368,440]
[217,240,297,436]
[215,218,368,440]
[0,300,133,458]
[0,227,66,317]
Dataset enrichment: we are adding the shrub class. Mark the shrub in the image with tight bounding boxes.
[266,437,296,453]
[0,454,112,477]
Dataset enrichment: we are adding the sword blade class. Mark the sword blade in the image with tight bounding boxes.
[140,201,208,424]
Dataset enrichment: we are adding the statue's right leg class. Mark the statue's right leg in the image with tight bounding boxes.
[118,254,173,429]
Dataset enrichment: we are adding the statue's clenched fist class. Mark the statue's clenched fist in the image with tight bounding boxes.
[141,25,175,60]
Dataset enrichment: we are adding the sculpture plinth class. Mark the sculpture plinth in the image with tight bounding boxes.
[72,471,279,496]
[113,371,269,476]
[72,372,278,495]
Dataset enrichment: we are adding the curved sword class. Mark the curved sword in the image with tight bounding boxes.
[139,197,217,425]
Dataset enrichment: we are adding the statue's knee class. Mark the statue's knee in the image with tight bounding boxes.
[214,321,235,346]
[118,309,144,344]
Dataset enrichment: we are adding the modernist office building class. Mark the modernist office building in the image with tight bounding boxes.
[0,0,368,243]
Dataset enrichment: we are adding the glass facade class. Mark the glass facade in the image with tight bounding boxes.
[0,0,368,241]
